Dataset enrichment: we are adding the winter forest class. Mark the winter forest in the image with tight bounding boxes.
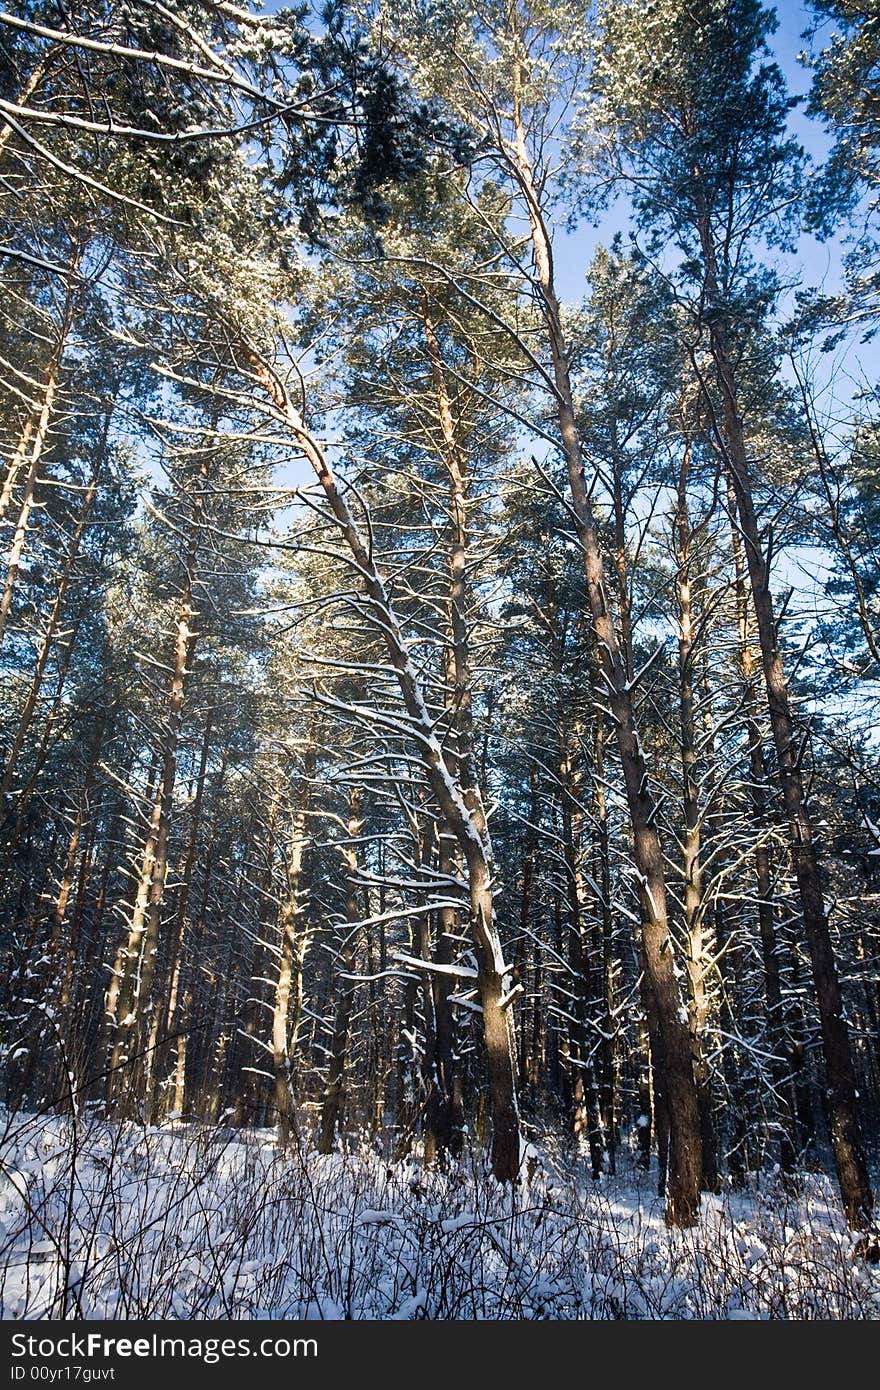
[1,0,880,1322]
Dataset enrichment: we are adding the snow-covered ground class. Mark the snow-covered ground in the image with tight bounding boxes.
[0,1111,877,1319]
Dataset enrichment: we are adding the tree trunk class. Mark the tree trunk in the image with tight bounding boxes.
[674,432,719,1190]
[55,701,110,1021]
[706,315,874,1229]
[510,81,701,1223]
[592,716,618,1173]
[518,762,540,1095]
[0,49,53,163]
[0,415,35,525]
[560,723,605,1178]
[317,788,362,1153]
[148,700,216,1121]
[421,295,474,1161]
[1,437,106,800]
[0,347,62,646]
[726,478,799,1173]
[273,748,315,1148]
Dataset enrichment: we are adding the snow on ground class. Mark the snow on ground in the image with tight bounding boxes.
[0,1111,877,1319]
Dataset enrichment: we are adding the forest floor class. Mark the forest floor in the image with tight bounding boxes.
[0,1110,878,1319]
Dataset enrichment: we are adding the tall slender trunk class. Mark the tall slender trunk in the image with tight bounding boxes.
[642,965,671,1197]
[518,762,540,1093]
[273,747,315,1148]
[0,415,35,525]
[63,801,101,1053]
[726,479,799,1172]
[0,584,97,870]
[148,700,216,1121]
[70,745,135,1062]
[55,703,109,994]
[395,976,420,1157]
[560,724,604,1178]
[234,775,279,1126]
[592,716,618,1172]
[173,764,227,1119]
[0,346,63,645]
[510,77,701,1223]
[421,295,473,1160]
[703,300,874,1227]
[317,788,362,1153]
[674,432,719,1190]
[1,436,106,799]
[396,805,438,1156]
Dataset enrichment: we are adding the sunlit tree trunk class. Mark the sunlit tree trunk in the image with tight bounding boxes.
[0,416,35,525]
[317,788,362,1153]
[0,426,107,800]
[0,339,64,646]
[421,295,472,1161]
[701,276,874,1226]
[273,747,315,1149]
[560,722,604,1178]
[674,429,719,1190]
[592,715,618,1173]
[0,47,53,164]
